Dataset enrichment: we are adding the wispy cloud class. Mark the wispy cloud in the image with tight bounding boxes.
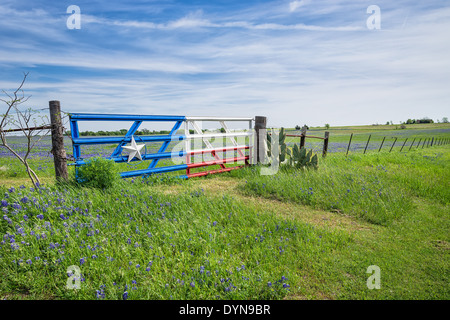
[289,0,310,13]
[83,9,361,31]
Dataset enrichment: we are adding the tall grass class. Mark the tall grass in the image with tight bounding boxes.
[0,178,350,300]
[231,148,449,226]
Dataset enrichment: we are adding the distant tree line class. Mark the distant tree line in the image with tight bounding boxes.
[405,118,435,124]
[403,117,449,124]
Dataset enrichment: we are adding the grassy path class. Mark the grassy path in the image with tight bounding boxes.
[152,156,449,299]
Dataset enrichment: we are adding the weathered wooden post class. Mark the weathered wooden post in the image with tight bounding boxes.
[300,126,307,149]
[364,134,371,154]
[49,100,68,181]
[430,137,434,146]
[254,116,267,164]
[322,131,329,157]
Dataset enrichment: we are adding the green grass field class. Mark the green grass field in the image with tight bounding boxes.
[0,123,449,300]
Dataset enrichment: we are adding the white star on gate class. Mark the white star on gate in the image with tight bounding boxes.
[122,136,145,163]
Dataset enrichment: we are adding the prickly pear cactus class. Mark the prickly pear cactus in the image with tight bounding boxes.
[267,127,287,164]
[267,127,318,169]
[289,144,318,169]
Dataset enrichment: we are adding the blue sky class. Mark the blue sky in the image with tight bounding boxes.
[0,0,449,131]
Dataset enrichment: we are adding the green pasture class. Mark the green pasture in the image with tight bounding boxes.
[0,124,449,300]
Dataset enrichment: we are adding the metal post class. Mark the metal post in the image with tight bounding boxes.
[408,138,416,151]
[364,135,371,154]
[378,137,386,152]
[389,137,397,152]
[346,133,353,156]
[400,138,408,152]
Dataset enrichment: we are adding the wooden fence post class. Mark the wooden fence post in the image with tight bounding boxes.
[346,133,353,156]
[49,100,68,181]
[300,127,306,149]
[322,131,329,157]
[389,137,397,152]
[363,134,371,154]
[430,137,434,146]
[254,116,267,164]
[378,137,385,152]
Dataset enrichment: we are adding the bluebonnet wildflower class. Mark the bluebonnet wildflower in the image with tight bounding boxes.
[3,215,12,224]
[96,289,105,299]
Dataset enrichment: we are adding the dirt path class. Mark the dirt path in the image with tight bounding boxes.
[155,176,375,234]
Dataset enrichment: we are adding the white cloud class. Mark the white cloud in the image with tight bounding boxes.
[289,0,309,13]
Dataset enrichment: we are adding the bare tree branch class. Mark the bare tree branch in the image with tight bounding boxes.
[0,72,49,186]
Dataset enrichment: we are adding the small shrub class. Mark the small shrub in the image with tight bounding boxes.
[75,157,121,189]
